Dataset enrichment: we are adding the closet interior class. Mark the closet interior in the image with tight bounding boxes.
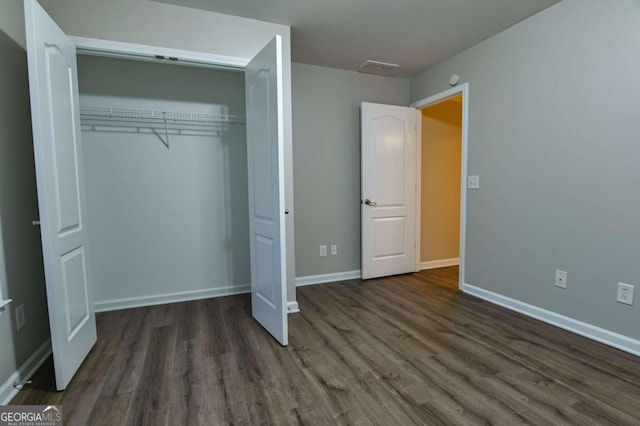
[77,55,251,309]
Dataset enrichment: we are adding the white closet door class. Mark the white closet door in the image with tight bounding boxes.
[245,36,288,346]
[25,0,97,390]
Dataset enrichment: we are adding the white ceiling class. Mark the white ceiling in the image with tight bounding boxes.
[154,0,561,77]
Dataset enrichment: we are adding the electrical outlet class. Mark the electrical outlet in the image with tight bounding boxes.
[331,244,338,256]
[467,175,480,189]
[617,283,634,306]
[555,270,567,289]
[16,304,25,330]
[320,245,327,257]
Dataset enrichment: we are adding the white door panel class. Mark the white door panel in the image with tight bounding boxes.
[245,36,288,345]
[374,217,406,257]
[25,0,96,390]
[373,116,408,206]
[361,103,418,279]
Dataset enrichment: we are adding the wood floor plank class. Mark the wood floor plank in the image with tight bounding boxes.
[332,282,526,381]
[10,267,640,425]
[85,393,133,426]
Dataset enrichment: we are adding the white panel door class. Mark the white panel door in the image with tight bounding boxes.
[361,102,418,279]
[245,36,288,345]
[25,0,97,390]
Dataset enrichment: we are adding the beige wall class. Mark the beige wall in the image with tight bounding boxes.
[421,99,462,263]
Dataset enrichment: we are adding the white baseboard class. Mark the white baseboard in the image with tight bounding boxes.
[461,283,640,357]
[295,270,362,287]
[1,339,52,405]
[420,258,460,270]
[94,285,251,312]
[287,301,300,314]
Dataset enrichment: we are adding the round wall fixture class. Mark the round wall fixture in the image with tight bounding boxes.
[449,74,460,86]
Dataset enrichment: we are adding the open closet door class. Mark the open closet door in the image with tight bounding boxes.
[25,0,97,390]
[245,36,288,346]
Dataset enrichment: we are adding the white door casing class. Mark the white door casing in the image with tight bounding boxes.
[411,83,469,289]
[361,103,418,280]
[245,36,288,345]
[24,0,97,390]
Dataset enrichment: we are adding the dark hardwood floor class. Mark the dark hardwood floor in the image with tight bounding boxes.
[11,267,640,425]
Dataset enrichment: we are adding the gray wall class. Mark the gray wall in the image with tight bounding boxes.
[78,56,249,305]
[0,20,50,393]
[0,0,25,48]
[292,63,410,277]
[411,0,640,339]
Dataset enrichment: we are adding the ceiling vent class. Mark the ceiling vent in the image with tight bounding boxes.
[358,60,399,77]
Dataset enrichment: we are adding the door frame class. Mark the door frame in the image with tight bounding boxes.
[71,36,249,70]
[70,37,295,302]
[410,83,469,290]
[69,36,294,299]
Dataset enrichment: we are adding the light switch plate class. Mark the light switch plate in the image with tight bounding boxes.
[467,175,480,189]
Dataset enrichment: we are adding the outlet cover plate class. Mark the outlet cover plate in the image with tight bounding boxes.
[555,270,567,289]
[467,175,480,190]
[617,283,634,306]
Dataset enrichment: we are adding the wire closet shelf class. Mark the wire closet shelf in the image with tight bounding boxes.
[79,106,246,147]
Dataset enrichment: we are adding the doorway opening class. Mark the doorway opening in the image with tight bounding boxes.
[412,84,469,290]
[76,54,249,311]
[418,95,462,287]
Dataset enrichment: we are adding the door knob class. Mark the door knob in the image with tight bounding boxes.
[364,199,377,207]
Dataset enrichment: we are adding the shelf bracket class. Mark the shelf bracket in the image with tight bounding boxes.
[151,113,170,149]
